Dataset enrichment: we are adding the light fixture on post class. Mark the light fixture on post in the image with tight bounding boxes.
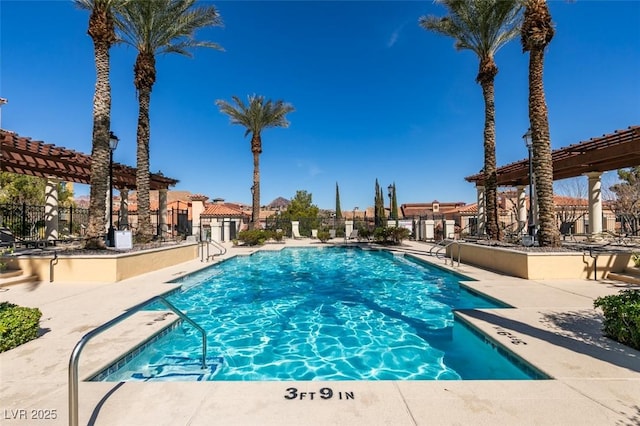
[523,128,535,243]
[107,131,119,247]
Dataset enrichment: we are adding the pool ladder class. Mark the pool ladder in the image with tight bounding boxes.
[200,239,227,262]
[430,240,461,267]
[68,295,207,426]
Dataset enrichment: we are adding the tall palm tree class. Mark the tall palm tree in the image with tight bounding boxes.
[521,0,560,247]
[116,0,223,242]
[75,0,126,249]
[420,0,523,241]
[216,95,295,229]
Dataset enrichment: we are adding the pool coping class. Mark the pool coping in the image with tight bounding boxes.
[1,239,639,425]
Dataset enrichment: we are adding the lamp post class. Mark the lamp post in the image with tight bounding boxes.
[523,128,535,239]
[107,131,119,247]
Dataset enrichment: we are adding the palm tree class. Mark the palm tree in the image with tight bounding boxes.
[216,95,295,229]
[75,0,126,249]
[116,0,223,242]
[521,0,560,247]
[420,0,523,241]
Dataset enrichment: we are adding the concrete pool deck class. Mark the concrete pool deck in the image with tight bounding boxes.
[1,239,639,425]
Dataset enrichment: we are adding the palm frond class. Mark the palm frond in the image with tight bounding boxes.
[419,0,522,59]
[115,0,223,56]
[216,95,295,138]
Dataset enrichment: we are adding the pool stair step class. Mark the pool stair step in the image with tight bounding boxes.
[607,267,640,284]
[128,355,225,382]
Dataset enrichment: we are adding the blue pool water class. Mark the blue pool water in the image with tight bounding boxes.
[96,247,543,382]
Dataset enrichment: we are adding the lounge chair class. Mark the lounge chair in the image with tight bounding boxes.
[348,229,358,241]
[291,221,304,239]
[329,229,336,239]
[311,229,318,239]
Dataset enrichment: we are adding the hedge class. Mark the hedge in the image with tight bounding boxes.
[0,302,43,352]
[593,290,640,351]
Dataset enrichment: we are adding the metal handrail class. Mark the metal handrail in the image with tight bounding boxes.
[68,295,207,426]
[200,239,226,262]
[434,240,461,267]
[428,239,450,256]
[209,239,227,256]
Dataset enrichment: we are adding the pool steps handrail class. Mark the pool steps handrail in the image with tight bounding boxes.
[200,239,226,262]
[431,240,461,267]
[428,239,449,256]
[68,295,208,426]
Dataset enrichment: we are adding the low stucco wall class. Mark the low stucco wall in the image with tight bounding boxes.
[6,243,198,283]
[448,242,634,280]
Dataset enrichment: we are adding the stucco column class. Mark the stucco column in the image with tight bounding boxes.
[211,221,222,242]
[476,185,486,236]
[586,171,603,238]
[190,195,207,239]
[158,188,168,238]
[44,176,59,241]
[517,185,527,233]
[119,189,129,230]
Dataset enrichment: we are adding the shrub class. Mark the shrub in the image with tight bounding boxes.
[632,253,640,268]
[593,290,640,351]
[0,302,43,352]
[271,230,284,242]
[237,229,268,246]
[372,226,410,245]
[0,246,14,272]
[317,230,330,242]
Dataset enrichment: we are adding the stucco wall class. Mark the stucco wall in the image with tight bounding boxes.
[6,243,198,283]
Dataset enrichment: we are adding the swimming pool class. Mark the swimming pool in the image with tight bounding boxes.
[95,247,545,381]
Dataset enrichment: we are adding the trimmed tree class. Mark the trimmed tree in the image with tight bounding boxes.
[116,0,223,242]
[420,0,523,241]
[75,0,126,249]
[216,95,295,229]
[521,0,560,247]
[335,182,342,219]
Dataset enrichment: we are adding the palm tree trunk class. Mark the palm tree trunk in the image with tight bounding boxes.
[135,86,152,241]
[523,0,560,247]
[479,68,501,241]
[85,8,114,249]
[528,47,559,247]
[134,53,156,243]
[251,134,261,230]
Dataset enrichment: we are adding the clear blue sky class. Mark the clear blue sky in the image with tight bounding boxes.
[1,1,639,210]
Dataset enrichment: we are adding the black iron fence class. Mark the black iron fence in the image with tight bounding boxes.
[0,203,89,241]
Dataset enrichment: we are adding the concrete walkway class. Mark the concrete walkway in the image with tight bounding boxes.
[1,239,639,425]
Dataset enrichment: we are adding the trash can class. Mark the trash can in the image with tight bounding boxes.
[114,230,133,249]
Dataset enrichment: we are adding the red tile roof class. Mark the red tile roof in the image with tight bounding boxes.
[202,203,246,217]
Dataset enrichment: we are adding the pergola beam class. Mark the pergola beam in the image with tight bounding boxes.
[0,130,178,190]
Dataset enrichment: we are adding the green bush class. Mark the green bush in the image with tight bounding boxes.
[270,230,284,242]
[237,229,268,246]
[372,226,410,245]
[593,290,640,350]
[317,230,331,242]
[0,302,42,352]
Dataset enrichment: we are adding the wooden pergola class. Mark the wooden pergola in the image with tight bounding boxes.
[0,129,178,190]
[465,125,640,186]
